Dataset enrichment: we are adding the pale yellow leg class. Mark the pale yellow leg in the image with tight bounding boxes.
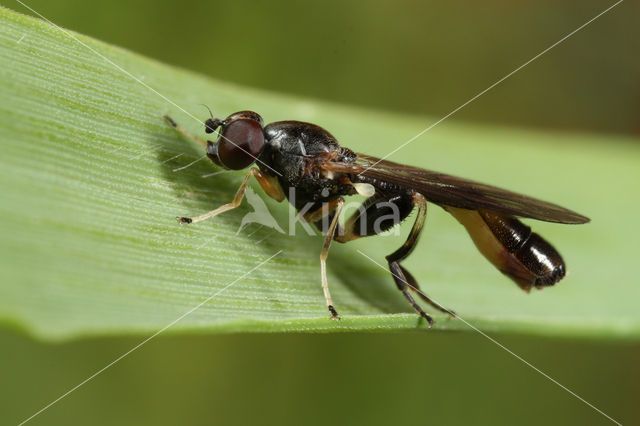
[319,198,345,319]
[163,115,208,149]
[178,168,259,224]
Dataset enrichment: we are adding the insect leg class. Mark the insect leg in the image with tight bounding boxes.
[163,115,207,149]
[302,198,346,318]
[177,168,280,224]
[381,192,432,325]
[385,192,453,325]
[302,197,345,224]
[321,198,345,318]
[252,170,285,202]
[397,262,455,317]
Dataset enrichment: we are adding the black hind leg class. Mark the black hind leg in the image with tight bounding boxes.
[385,192,454,326]
[397,264,455,318]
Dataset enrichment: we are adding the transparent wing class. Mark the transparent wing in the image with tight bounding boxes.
[323,154,589,224]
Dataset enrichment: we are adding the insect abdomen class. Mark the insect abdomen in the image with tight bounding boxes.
[353,192,414,237]
[445,207,565,291]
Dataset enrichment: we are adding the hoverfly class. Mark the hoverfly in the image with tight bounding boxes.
[164,110,589,326]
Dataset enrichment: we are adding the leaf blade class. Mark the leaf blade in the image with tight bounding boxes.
[1,7,639,341]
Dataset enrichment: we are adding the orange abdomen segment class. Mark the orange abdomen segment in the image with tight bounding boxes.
[445,207,565,291]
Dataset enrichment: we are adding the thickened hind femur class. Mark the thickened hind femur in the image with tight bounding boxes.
[217,118,265,170]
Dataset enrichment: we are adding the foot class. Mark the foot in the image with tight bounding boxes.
[328,305,340,320]
[420,312,434,328]
[176,216,193,224]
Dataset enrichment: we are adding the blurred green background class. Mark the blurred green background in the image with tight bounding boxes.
[15,0,640,136]
[4,1,639,425]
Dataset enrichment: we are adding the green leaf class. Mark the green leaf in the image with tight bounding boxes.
[1,7,638,341]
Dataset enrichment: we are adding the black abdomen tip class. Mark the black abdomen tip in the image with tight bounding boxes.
[534,262,566,288]
[521,234,566,289]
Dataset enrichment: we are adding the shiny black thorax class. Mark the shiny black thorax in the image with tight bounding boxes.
[257,120,416,235]
[258,121,358,212]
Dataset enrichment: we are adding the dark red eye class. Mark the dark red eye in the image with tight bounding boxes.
[217,119,265,170]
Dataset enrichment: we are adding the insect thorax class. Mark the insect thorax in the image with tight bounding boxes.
[259,120,357,212]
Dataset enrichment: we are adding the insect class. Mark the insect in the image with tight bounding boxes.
[163,110,589,326]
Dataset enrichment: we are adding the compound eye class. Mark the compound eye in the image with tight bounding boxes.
[217,119,265,170]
